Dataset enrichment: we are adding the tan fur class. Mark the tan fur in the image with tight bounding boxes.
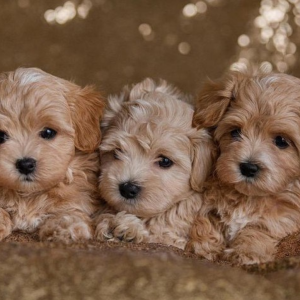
[0,68,105,243]
[188,70,300,265]
[94,78,216,249]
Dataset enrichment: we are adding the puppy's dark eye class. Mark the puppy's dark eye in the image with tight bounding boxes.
[230,128,242,140]
[274,136,289,149]
[113,148,122,160]
[158,156,173,168]
[40,128,57,140]
[0,131,9,144]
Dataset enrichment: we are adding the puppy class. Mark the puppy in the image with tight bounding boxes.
[0,68,105,243]
[93,78,215,249]
[188,69,300,264]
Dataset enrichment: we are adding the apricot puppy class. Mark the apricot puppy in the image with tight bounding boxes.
[0,68,105,243]
[94,78,215,249]
[189,69,300,265]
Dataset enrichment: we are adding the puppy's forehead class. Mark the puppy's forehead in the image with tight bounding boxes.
[104,97,196,152]
[0,69,72,129]
[234,74,300,115]
[122,97,194,128]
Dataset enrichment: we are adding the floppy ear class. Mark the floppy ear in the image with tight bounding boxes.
[190,129,217,192]
[193,71,243,129]
[65,83,106,153]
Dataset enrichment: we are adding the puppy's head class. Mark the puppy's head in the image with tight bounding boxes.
[193,70,300,196]
[0,68,104,193]
[99,78,215,218]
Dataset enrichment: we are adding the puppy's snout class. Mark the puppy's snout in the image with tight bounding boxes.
[16,157,37,175]
[239,162,259,178]
[119,182,141,199]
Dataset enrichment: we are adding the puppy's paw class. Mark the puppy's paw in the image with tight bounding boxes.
[186,239,223,261]
[0,209,13,241]
[221,248,274,265]
[94,211,149,243]
[39,214,93,244]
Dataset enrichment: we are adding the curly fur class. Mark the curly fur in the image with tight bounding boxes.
[188,69,300,265]
[0,68,105,243]
[94,78,216,249]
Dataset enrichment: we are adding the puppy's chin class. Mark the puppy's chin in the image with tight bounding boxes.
[102,193,170,218]
[233,181,271,197]
[0,171,66,194]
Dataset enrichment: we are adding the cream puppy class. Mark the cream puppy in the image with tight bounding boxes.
[94,78,215,249]
[188,69,300,265]
[0,68,105,243]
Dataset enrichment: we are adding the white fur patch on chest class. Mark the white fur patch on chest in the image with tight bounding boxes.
[225,209,253,240]
[12,213,48,232]
[4,203,49,233]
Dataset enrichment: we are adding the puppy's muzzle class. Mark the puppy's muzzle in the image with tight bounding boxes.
[119,181,141,199]
[16,157,37,175]
[239,162,260,178]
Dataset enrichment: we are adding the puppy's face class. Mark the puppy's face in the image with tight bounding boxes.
[100,80,214,217]
[0,68,104,193]
[194,72,300,196]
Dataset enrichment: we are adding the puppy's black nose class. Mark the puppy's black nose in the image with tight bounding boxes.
[16,157,36,175]
[239,162,259,178]
[119,182,141,199]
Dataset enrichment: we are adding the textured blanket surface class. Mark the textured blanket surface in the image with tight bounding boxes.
[0,232,299,300]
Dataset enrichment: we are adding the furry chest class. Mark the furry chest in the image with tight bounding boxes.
[4,203,49,233]
[223,207,254,241]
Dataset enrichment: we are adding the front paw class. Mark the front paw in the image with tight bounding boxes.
[39,215,93,244]
[186,239,223,261]
[0,209,13,241]
[221,248,273,265]
[94,211,149,243]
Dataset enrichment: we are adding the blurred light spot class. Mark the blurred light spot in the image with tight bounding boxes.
[235,0,298,73]
[182,4,198,18]
[196,1,207,13]
[44,1,93,25]
[56,3,76,25]
[205,0,222,6]
[44,10,56,24]
[164,34,178,46]
[238,34,250,47]
[254,16,268,28]
[263,7,286,23]
[138,24,152,36]
[260,61,273,72]
[77,0,93,19]
[178,42,191,55]
[18,0,30,8]
[230,62,248,71]
[287,42,297,54]
[286,54,297,65]
[261,27,274,40]
[276,61,288,72]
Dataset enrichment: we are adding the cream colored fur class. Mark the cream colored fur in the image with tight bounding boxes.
[0,68,105,243]
[94,78,215,249]
[189,70,300,265]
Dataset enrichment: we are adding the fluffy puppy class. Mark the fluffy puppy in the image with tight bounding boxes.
[188,69,300,265]
[93,78,215,249]
[0,68,105,243]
